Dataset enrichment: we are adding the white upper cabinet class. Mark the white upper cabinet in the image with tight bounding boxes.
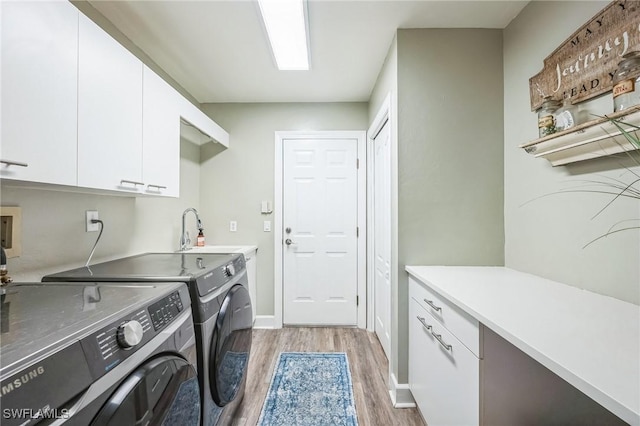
[142,66,180,197]
[77,13,144,193]
[178,96,229,148]
[1,1,78,185]
[2,5,227,196]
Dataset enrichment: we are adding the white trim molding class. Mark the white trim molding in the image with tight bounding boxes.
[253,315,276,329]
[389,373,417,408]
[366,93,391,332]
[274,130,367,329]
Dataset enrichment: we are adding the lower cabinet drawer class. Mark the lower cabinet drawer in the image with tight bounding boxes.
[409,276,480,357]
[409,297,480,426]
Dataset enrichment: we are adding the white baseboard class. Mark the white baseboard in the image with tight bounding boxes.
[389,373,416,408]
[253,315,276,329]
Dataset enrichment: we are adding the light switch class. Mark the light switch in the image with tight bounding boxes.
[263,221,271,232]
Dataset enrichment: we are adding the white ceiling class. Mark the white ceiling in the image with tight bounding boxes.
[88,0,529,104]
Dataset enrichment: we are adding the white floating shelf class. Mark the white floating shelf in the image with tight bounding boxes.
[519,105,640,166]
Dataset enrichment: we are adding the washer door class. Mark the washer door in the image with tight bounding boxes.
[92,355,200,426]
[209,284,252,406]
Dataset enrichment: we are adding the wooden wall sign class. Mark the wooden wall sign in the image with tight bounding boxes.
[529,1,640,111]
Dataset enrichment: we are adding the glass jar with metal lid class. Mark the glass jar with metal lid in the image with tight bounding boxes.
[612,51,640,112]
[537,97,561,137]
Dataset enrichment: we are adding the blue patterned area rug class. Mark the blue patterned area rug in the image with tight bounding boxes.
[257,352,358,426]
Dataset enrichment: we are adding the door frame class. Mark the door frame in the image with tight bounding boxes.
[367,94,391,333]
[274,130,367,329]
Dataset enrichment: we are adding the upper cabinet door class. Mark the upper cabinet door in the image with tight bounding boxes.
[1,1,78,185]
[77,13,143,193]
[142,67,180,197]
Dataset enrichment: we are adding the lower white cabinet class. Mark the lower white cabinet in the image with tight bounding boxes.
[407,268,635,425]
[409,279,480,426]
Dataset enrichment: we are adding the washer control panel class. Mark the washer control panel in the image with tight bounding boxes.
[95,309,151,360]
[149,291,184,330]
[81,290,186,380]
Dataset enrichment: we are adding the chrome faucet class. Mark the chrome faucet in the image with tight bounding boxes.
[180,208,203,251]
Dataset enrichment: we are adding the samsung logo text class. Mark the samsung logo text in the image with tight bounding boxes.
[1,366,45,397]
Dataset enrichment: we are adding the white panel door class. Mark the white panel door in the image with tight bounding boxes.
[77,13,143,193]
[283,138,358,325]
[374,121,391,358]
[1,1,78,185]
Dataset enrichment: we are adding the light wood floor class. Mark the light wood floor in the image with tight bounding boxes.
[234,328,425,426]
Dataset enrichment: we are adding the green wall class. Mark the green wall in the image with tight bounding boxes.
[368,28,505,385]
[200,102,369,316]
[504,1,639,304]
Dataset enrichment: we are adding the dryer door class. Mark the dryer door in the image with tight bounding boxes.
[209,284,252,406]
[92,355,200,426]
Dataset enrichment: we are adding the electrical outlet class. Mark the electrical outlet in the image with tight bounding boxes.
[263,221,271,232]
[86,210,99,232]
[229,221,237,232]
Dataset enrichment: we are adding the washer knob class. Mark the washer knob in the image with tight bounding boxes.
[117,320,144,349]
[225,264,235,277]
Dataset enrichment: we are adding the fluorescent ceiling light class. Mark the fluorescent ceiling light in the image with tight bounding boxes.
[258,0,310,70]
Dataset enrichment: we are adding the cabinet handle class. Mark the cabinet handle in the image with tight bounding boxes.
[424,298,442,312]
[1,159,28,168]
[430,330,452,351]
[120,179,144,187]
[416,315,432,331]
[146,184,167,190]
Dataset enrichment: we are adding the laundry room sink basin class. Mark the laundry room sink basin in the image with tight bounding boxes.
[179,245,258,256]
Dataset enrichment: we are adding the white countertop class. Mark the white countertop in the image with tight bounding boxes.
[405,265,640,426]
[179,245,258,257]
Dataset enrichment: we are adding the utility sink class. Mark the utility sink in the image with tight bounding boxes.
[179,245,258,257]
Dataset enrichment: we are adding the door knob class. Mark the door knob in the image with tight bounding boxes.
[285,238,295,246]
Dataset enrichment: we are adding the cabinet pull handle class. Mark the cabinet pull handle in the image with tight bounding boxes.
[430,330,452,351]
[146,184,167,190]
[424,298,442,312]
[1,159,28,168]
[120,179,144,187]
[416,315,432,331]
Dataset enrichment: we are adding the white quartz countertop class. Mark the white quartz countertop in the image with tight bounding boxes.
[405,265,640,425]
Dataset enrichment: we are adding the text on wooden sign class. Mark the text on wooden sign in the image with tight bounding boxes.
[529,1,640,111]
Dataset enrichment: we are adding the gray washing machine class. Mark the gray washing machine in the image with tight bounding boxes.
[43,253,252,426]
[0,281,200,426]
